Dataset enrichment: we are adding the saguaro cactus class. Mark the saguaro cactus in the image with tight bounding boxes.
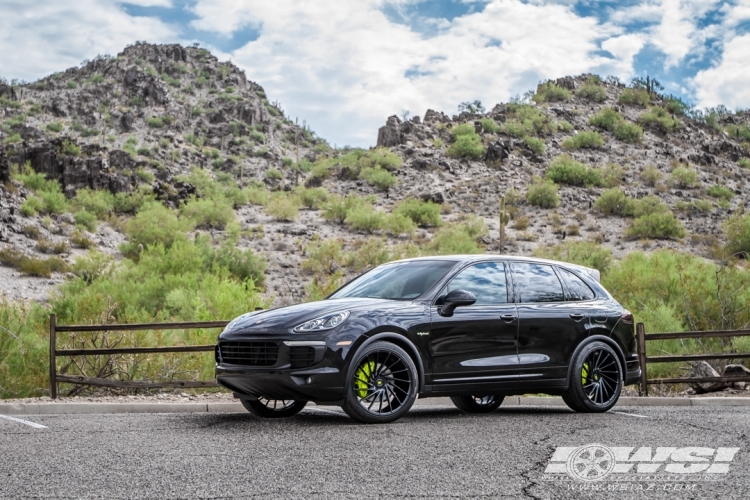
[498,196,510,250]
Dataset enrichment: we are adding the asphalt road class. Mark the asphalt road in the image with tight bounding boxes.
[1,404,748,499]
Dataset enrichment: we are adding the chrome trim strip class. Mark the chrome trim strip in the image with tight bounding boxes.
[283,341,327,347]
[433,373,543,383]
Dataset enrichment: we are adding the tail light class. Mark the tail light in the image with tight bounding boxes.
[621,310,634,324]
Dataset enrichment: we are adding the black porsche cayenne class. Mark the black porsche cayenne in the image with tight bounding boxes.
[215,255,640,423]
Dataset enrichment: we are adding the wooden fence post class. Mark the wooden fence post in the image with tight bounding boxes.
[636,322,648,397]
[49,314,57,400]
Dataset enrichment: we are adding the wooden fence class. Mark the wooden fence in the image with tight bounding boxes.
[49,314,228,399]
[636,322,750,396]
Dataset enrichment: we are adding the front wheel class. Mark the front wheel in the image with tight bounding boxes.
[240,397,307,418]
[450,395,505,413]
[562,341,623,413]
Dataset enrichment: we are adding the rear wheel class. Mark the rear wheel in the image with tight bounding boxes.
[240,397,307,418]
[562,341,623,413]
[450,395,505,413]
[342,341,418,424]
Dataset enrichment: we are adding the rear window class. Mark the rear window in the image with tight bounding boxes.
[559,268,596,301]
[512,263,565,303]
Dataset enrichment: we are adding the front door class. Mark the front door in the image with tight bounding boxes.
[427,261,519,386]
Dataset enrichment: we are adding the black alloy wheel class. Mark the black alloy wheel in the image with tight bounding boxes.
[240,397,307,418]
[562,341,623,413]
[342,341,418,424]
[450,394,505,413]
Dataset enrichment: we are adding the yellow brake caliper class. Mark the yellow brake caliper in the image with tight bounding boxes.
[355,361,376,398]
[581,362,590,386]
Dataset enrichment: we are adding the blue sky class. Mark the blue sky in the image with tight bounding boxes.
[1,0,749,147]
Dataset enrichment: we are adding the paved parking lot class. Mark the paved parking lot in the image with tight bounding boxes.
[1,404,748,499]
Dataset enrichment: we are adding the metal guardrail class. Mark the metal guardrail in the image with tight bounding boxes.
[49,314,228,399]
[636,322,750,396]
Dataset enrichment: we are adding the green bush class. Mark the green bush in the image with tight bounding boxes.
[121,202,193,257]
[394,198,441,227]
[724,214,750,257]
[249,130,265,143]
[180,196,235,229]
[640,165,662,186]
[265,194,300,221]
[66,81,78,89]
[70,229,94,249]
[526,177,560,208]
[557,120,574,132]
[707,184,734,201]
[3,133,22,144]
[532,82,570,103]
[296,187,329,209]
[135,167,155,184]
[479,118,501,134]
[614,121,644,143]
[576,81,607,102]
[546,154,602,186]
[244,186,270,206]
[424,225,482,255]
[46,122,63,133]
[62,140,81,156]
[589,108,622,131]
[20,196,45,216]
[739,158,750,169]
[321,194,373,224]
[146,117,163,128]
[626,212,685,239]
[448,133,484,159]
[639,107,680,133]
[72,188,115,218]
[618,88,650,106]
[360,166,398,193]
[503,104,558,137]
[74,210,98,231]
[383,213,416,236]
[533,241,613,274]
[450,123,477,137]
[599,163,627,188]
[266,168,282,180]
[39,190,68,214]
[631,195,671,218]
[669,166,698,188]
[593,188,633,216]
[345,205,386,234]
[561,131,604,149]
[523,136,545,155]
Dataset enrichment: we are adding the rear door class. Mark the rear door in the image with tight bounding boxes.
[427,261,519,385]
[511,262,589,382]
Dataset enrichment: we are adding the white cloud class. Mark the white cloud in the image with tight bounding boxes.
[0,0,179,82]
[693,33,750,110]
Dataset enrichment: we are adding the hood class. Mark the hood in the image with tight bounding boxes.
[219,297,394,337]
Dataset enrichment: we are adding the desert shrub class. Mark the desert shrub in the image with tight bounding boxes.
[113,188,153,214]
[135,168,155,184]
[70,230,94,249]
[394,198,441,227]
[72,188,115,218]
[479,118,501,134]
[589,108,622,131]
[74,210,98,231]
[14,164,58,192]
[626,212,685,239]
[121,202,193,257]
[526,177,560,208]
[614,121,644,143]
[669,165,698,188]
[20,196,45,216]
[513,216,530,230]
[693,199,712,212]
[321,194,373,224]
[424,225,482,255]
[599,163,627,187]
[739,158,750,169]
[557,120,574,132]
[532,82,570,103]
[345,205,386,234]
[203,239,266,287]
[448,133,484,159]
[523,136,545,155]
[62,140,81,156]
[265,194,300,221]
[724,214,750,257]
[0,247,68,278]
[561,131,604,149]
[146,117,163,128]
[576,81,607,102]
[593,188,633,216]
[46,122,63,133]
[360,166,398,193]
[450,123,477,137]
[546,154,602,187]
[503,104,558,137]
[3,133,22,144]
[249,130,265,143]
[266,168,282,180]
[383,213,416,236]
[533,241,613,274]
[457,214,489,241]
[302,239,343,275]
[343,238,393,271]
[639,107,680,133]
[296,187,329,209]
[618,88,650,106]
[244,186,271,206]
[180,196,235,229]
[707,184,734,201]
[39,190,68,214]
[631,195,671,218]
[640,165,662,186]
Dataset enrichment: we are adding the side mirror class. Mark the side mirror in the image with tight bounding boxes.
[439,289,476,317]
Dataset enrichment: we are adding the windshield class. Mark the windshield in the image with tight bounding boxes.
[329,260,457,301]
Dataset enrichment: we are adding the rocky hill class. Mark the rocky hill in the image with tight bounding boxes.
[1,43,749,307]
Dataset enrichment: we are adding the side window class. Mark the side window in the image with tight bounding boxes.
[437,262,508,306]
[559,268,596,301]
[512,263,564,303]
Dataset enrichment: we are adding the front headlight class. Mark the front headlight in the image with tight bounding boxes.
[293,311,350,333]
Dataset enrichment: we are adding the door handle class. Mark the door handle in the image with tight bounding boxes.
[501,314,517,321]
[569,313,586,321]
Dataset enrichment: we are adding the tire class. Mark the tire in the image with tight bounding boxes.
[562,341,623,413]
[341,341,419,424]
[240,397,307,418]
[450,395,505,413]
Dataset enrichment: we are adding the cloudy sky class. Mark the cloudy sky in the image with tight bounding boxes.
[0,0,748,147]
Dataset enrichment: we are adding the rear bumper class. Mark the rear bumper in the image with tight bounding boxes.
[625,359,641,386]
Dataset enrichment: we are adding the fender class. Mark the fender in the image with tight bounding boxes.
[345,332,425,393]
[564,334,626,390]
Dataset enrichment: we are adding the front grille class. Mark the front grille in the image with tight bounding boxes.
[288,346,315,368]
[218,341,279,366]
